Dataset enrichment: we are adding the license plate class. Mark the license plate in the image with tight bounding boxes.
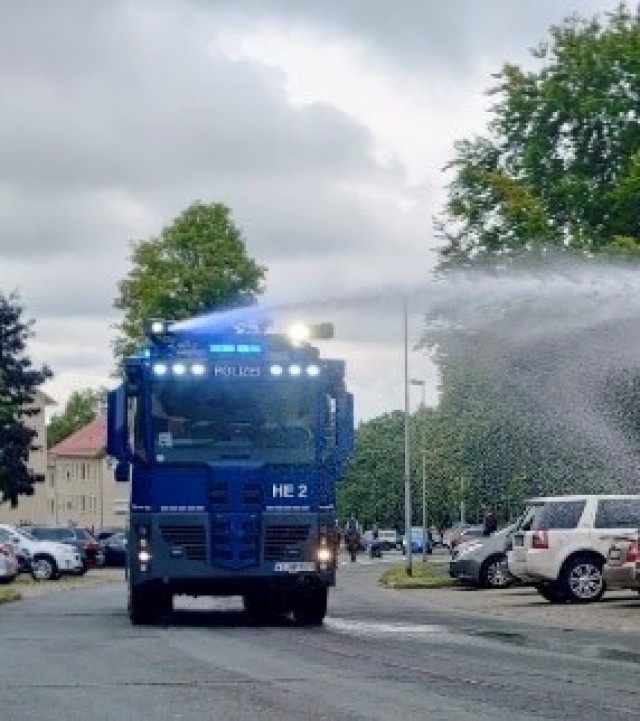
[274,562,316,573]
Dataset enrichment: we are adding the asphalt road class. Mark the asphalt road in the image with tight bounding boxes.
[1,557,639,721]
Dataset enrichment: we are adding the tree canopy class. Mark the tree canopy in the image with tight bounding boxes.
[113,201,267,362]
[437,4,640,264]
[341,6,640,532]
[0,292,52,506]
[47,387,108,448]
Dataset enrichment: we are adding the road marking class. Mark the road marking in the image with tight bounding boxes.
[325,618,450,636]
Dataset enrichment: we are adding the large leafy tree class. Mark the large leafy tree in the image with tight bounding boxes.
[0,292,52,506]
[419,5,640,521]
[338,412,405,529]
[47,387,108,448]
[437,4,640,264]
[114,201,267,361]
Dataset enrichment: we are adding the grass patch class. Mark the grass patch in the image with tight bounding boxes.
[0,586,22,604]
[379,561,461,590]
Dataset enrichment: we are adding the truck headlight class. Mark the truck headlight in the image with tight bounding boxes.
[317,546,333,563]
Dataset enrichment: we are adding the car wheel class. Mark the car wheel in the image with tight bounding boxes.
[560,555,605,604]
[534,582,567,603]
[32,555,60,581]
[480,555,513,589]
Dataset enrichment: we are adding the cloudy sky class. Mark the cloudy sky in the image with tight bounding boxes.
[1,0,623,421]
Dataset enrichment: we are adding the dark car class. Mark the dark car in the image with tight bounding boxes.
[101,532,127,567]
[95,528,124,542]
[28,526,104,572]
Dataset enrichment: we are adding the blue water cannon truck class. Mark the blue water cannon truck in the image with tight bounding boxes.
[107,316,354,625]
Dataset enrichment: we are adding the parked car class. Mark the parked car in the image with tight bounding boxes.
[449,524,517,589]
[14,547,34,576]
[0,524,83,580]
[95,527,125,542]
[27,526,105,572]
[0,542,19,583]
[402,527,432,555]
[442,523,469,549]
[101,532,127,567]
[603,533,639,593]
[451,525,486,553]
[507,494,640,604]
[377,529,399,552]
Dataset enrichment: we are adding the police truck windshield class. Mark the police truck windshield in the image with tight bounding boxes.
[150,380,316,464]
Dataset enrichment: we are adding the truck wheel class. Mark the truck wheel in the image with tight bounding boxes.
[292,588,328,626]
[129,587,171,625]
[32,555,60,581]
[244,593,286,621]
[560,554,605,604]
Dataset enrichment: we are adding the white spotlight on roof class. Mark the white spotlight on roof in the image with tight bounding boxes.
[152,363,168,376]
[288,323,310,345]
[289,364,302,376]
[172,363,186,376]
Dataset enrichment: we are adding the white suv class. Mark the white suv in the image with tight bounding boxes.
[507,494,640,603]
[0,524,83,580]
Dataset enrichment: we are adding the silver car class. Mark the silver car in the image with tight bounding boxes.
[449,524,516,589]
[0,542,19,583]
[603,533,639,592]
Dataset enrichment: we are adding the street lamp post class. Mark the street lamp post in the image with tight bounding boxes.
[410,378,427,563]
[403,300,412,576]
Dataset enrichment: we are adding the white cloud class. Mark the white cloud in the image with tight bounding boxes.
[1,0,624,419]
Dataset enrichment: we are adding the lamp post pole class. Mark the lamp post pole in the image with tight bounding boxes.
[410,378,427,562]
[403,299,412,576]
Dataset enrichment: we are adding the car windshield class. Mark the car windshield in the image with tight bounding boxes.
[14,528,36,542]
[151,379,316,464]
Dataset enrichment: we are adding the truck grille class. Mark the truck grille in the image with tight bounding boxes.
[264,524,311,562]
[160,524,207,561]
[210,518,260,568]
[209,481,229,508]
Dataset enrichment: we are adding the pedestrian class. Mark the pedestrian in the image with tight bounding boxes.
[483,507,498,536]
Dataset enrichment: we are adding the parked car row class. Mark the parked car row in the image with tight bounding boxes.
[449,494,640,603]
[0,524,128,582]
[0,524,83,580]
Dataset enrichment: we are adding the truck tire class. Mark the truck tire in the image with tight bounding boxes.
[292,587,328,626]
[129,586,172,625]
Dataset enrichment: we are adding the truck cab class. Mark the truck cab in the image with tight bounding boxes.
[108,319,354,625]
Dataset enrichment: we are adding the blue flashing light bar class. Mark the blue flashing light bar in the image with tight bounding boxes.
[209,343,262,354]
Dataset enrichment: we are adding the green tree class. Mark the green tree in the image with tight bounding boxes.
[47,388,108,448]
[338,412,405,529]
[113,201,266,362]
[0,292,52,506]
[437,4,640,264]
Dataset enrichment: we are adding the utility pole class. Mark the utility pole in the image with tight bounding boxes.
[403,299,412,577]
[410,378,427,563]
